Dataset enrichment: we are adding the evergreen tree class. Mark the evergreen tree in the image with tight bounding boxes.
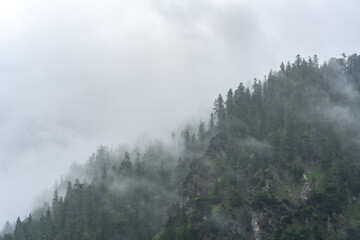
[213,94,226,129]
[225,88,234,118]
[209,112,215,129]
[198,120,205,140]
[183,127,191,146]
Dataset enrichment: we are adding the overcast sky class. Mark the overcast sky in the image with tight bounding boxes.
[0,0,359,226]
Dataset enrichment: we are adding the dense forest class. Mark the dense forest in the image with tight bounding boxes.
[2,54,360,240]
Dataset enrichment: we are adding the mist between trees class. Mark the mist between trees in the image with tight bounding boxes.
[2,54,360,240]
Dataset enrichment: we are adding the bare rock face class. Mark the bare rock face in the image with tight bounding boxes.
[327,212,344,233]
[299,172,312,201]
[181,158,216,214]
[327,215,334,233]
[181,134,230,208]
[251,211,264,240]
[204,132,229,159]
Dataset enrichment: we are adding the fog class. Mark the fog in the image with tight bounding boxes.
[0,0,359,225]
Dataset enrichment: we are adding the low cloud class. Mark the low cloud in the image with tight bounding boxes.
[0,0,359,225]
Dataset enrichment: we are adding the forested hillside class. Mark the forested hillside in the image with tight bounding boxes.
[2,54,360,240]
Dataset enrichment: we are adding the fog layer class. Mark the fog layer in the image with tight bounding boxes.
[0,0,359,225]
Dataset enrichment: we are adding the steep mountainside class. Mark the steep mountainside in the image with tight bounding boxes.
[2,54,360,240]
[156,54,360,240]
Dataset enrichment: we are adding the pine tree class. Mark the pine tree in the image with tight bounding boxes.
[213,94,226,129]
[191,133,196,144]
[120,152,132,169]
[225,88,234,118]
[209,112,215,129]
[198,120,205,140]
[183,128,191,146]
[13,218,25,240]
[280,62,285,72]
[313,54,319,68]
[52,190,59,213]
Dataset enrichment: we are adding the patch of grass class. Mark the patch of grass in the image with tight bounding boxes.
[276,180,302,201]
[344,198,360,221]
[307,167,325,192]
[212,204,223,215]
[151,230,164,240]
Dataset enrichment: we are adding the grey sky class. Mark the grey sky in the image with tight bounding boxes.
[0,0,359,225]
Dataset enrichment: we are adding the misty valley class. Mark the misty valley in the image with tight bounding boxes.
[1,54,360,240]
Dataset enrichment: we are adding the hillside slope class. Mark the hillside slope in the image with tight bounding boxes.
[156,54,360,240]
[2,54,360,240]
